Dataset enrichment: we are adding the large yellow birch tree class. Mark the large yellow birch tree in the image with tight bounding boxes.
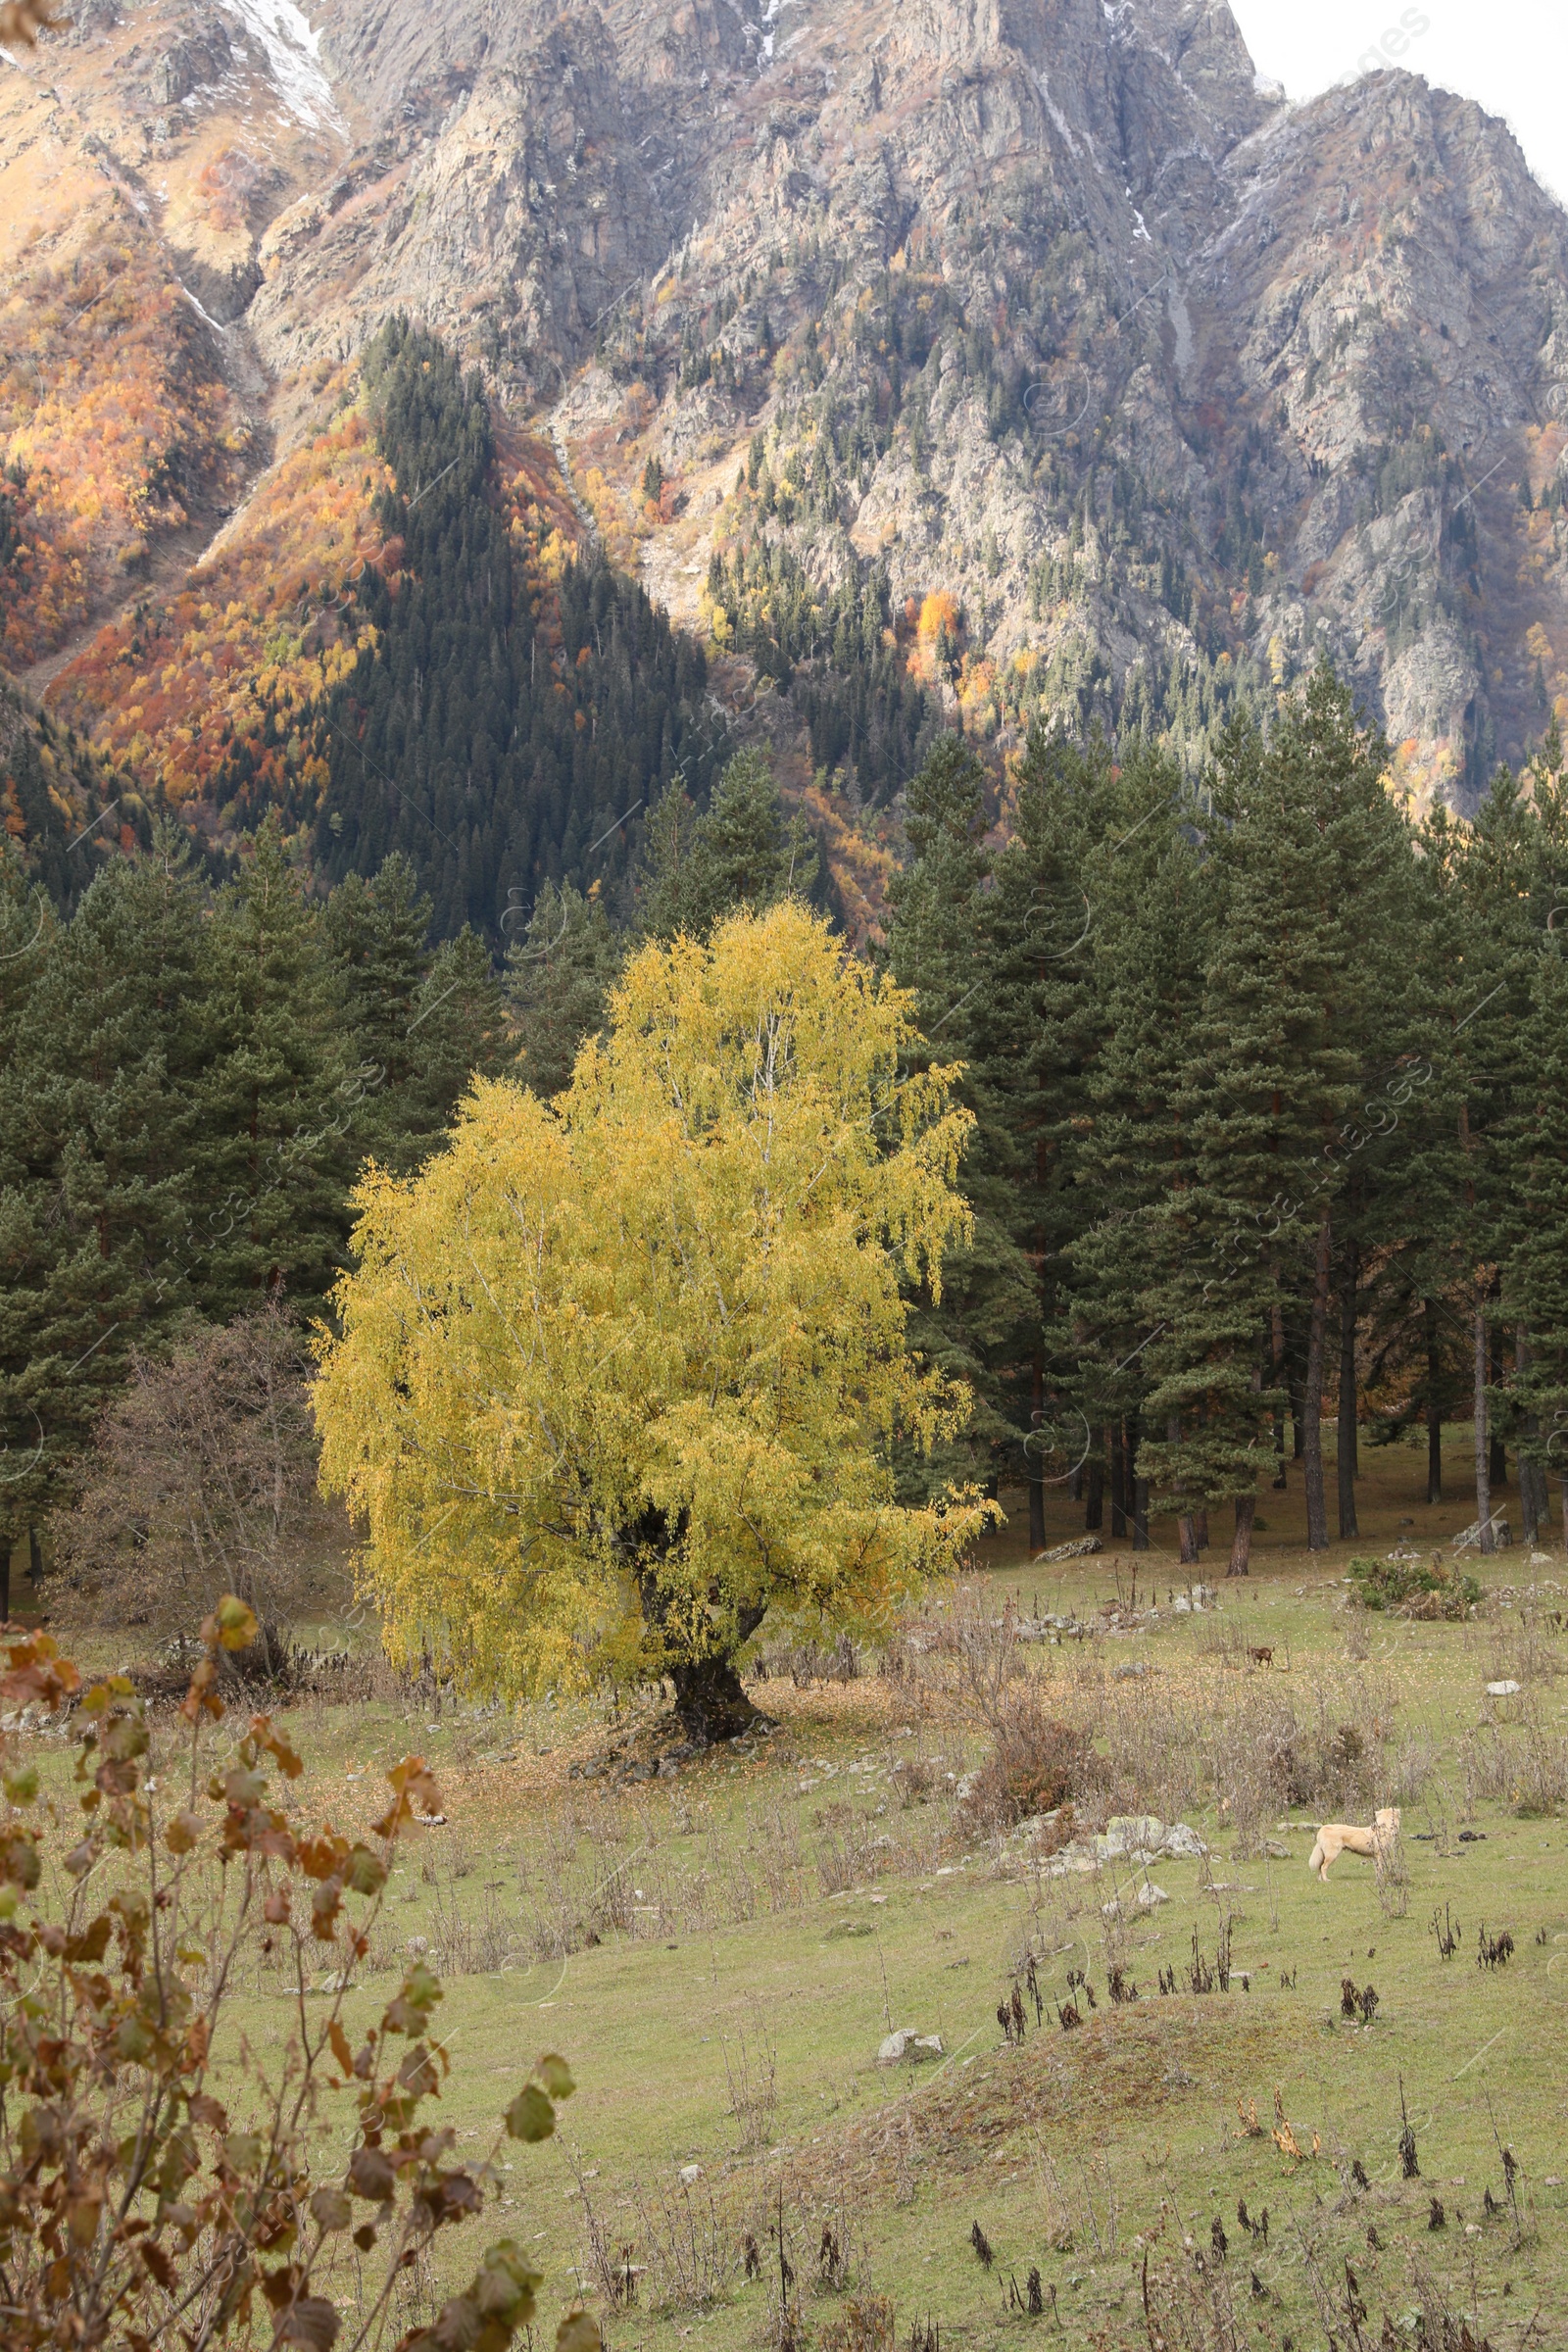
[314,901,993,1738]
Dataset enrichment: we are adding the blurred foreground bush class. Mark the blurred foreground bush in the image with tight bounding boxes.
[0,1599,596,2352]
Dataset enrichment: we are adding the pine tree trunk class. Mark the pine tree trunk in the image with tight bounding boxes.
[1271,1297,1288,1488]
[1084,1460,1104,1531]
[1473,1303,1494,1556]
[1228,1494,1255,1577]
[1302,1211,1333,1551]
[1194,1509,1209,1550]
[1029,1367,1047,1553]
[27,1528,42,1593]
[1489,1329,1506,1491]
[1337,1235,1359,1542]
[1424,1298,1444,1505]
[1168,1415,1199,1563]
[0,1544,9,1624]
[1108,1426,1127,1539]
[1518,1331,1541,1547]
[1127,1417,1149,1550]
[1561,1477,1568,1559]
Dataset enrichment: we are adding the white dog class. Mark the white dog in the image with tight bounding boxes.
[1308,1806,1400,1881]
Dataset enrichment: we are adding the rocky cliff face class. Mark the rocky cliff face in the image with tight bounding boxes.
[6,0,1568,812]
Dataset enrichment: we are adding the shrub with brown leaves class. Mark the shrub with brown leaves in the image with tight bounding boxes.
[54,1303,351,1643]
[0,1601,597,2352]
[959,1691,1087,1834]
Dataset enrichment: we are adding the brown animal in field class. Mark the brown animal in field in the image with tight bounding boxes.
[1308,1806,1400,1882]
[1250,1646,1275,1668]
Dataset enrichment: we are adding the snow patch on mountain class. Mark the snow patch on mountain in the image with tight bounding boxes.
[221,0,341,130]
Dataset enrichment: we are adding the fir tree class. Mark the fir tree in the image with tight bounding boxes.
[883,736,1035,1499]
[1504,937,1568,1547]
[986,730,1121,1538]
[0,832,210,1571]
[403,927,512,1142]
[1138,694,1378,1571]
[194,815,358,1315]
[641,749,819,941]
[1067,743,1210,1556]
[506,881,621,1098]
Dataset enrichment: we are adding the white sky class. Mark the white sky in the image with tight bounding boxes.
[1226,1,1568,208]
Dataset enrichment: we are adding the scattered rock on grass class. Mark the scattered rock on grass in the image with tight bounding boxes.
[878,2028,944,2064]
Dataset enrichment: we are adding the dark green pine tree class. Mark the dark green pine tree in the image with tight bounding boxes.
[195,814,358,1316]
[1355,796,1471,1511]
[324,853,434,1088]
[506,880,622,1099]
[640,749,819,942]
[0,831,212,1589]
[1446,755,1566,1549]
[883,735,1036,1499]
[1066,742,1211,1558]
[0,859,59,1599]
[322,851,508,1168]
[986,729,1121,1542]
[1504,936,1568,1548]
[1204,669,1414,1554]
[1277,681,1426,1544]
[403,925,512,1138]
[1139,688,1374,1572]
[1488,729,1568,1543]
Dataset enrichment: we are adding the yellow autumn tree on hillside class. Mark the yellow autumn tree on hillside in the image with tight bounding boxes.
[314,902,994,1738]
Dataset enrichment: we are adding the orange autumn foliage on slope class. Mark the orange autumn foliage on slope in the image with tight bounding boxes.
[48,389,588,820]
[0,237,251,666]
[49,387,387,809]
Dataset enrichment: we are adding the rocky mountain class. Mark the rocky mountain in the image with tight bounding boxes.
[6,0,1568,903]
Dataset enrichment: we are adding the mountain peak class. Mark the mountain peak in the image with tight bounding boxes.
[6,0,1568,833]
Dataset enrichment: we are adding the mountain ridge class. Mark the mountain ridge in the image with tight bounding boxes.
[6,0,1568,906]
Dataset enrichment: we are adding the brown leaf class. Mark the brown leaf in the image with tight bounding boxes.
[252,1714,305,1778]
[555,2312,602,2352]
[63,1915,112,1965]
[347,2148,397,2203]
[310,2188,354,2234]
[328,2020,354,2076]
[139,2240,176,2289]
[0,1632,80,1709]
[262,2270,303,2313]
[165,1808,203,1855]
[0,1826,41,1890]
[296,1832,351,1883]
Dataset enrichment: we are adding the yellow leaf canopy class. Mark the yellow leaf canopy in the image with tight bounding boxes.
[314,902,992,1727]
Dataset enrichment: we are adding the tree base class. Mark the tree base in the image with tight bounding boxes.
[669,1654,770,1744]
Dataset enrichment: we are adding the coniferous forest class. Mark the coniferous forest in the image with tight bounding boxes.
[6,659,1568,1592]
[3,314,1568,1605]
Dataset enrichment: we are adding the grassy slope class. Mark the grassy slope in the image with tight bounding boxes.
[47,1427,1568,2350]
